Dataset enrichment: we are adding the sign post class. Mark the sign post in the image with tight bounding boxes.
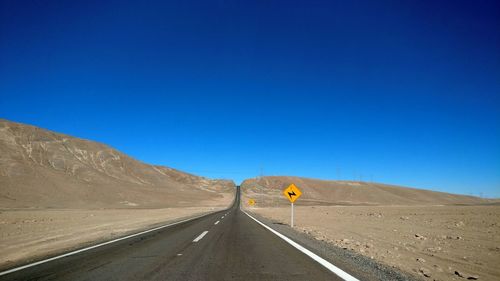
[282,184,302,228]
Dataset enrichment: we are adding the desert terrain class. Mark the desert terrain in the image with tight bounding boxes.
[0,119,235,269]
[242,177,500,281]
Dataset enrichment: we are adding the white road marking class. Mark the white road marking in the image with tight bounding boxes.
[0,210,225,277]
[192,231,209,242]
[214,220,220,225]
[242,211,359,281]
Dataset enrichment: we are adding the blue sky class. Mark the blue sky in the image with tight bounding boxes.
[1,0,499,197]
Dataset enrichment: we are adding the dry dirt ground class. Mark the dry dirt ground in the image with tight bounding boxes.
[247,205,500,281]
[0,206,229,271]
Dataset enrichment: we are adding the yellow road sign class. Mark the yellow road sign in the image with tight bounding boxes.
[248,199,255,206]
[283,184,302,203]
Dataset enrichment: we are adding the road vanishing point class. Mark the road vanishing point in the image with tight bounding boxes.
[0,187,360,281]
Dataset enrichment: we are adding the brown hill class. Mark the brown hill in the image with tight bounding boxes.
[0,119,235,209]
[241,176,492,206]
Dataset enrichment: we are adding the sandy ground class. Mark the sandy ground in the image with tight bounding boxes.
[0,206,227,270]
[248,205,500,281]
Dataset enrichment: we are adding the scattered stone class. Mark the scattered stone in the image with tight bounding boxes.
[454,270,478,279]
[419,267,431,277]
[433,264,443,272]
[426,246,442,253]
[365,243,373,249]
[400,216,410,220]
[416,257,426,263]
[415,234,427,240]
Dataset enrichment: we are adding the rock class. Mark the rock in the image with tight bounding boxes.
[415,234,427,240]
[416,258,426,263]
[365,243,373,248]
[419,267,431,277]
[400,216,410,220]
[426,246,442,253]
[455,270,480,279]
[433,264,443,272]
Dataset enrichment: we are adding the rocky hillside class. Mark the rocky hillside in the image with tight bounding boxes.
[241,176,492,206]
[0,119,235,209]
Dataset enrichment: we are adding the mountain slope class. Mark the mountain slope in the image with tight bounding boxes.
[241,176,492,206]
[0,119,235,209]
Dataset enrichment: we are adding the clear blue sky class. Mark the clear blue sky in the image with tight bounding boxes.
[1,1,499,197]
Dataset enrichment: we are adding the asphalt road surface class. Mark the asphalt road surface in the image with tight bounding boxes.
[1,187,350,281]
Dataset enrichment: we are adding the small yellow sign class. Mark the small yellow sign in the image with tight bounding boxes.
[248,199,255,206]
[283,184,302,203]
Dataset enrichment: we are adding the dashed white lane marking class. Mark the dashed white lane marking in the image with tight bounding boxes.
[192,231,209,243]
[242,211,359,281]
[0,211,221,277]
[214,220,220,225]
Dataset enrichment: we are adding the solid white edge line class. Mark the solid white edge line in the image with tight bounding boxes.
[0,210,221,277]
[242,210,359,281]
[214,220,220,225]
[192,230,209,242]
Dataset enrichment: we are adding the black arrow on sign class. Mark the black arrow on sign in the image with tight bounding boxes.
[287,191,296,199]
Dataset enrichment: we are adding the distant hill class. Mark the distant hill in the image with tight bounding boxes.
[241,176,493,206]
[0,119,235,209]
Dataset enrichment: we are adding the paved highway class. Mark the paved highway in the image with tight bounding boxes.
[0,187,354,281]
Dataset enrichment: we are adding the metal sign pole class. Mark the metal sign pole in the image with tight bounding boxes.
[283,183,301,228]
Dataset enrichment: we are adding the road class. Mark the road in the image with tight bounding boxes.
[1,187,349,281]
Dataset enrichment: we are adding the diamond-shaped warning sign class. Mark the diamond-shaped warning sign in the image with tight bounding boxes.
[283,184,302,203]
